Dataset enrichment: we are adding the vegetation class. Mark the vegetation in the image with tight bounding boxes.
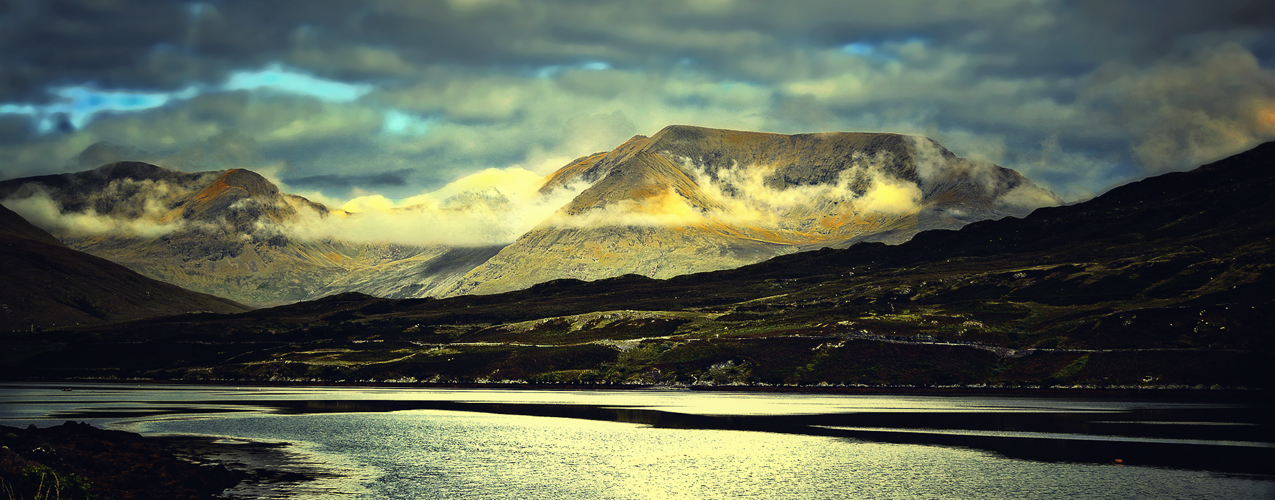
[0,422,242,500]
[0,464,93,500]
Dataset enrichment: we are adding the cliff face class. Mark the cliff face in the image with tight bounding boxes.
[446,125,1056,296]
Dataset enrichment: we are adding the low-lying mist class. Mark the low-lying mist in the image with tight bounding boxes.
[285,167,593,246]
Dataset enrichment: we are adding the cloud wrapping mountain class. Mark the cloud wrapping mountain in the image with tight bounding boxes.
[444,126,1058,296]
[1,127,1056,304]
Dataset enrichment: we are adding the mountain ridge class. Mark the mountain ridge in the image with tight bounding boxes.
[0,163,484,306]
[1,126,1058,304]
[1,141,1270,389]
[445,125,1056,296]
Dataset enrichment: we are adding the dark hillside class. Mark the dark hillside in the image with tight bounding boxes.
[0,204,251,332]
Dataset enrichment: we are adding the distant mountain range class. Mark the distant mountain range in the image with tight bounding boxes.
[0,162,501,306]
[0,126,1056,306]
[2,138,1268,388]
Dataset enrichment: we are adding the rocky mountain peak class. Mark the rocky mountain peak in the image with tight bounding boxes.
[441,188,513,212]
[538,134,654,194]
[542,125,1048,223]
[181,168,291,222]
[446,126,1059,297]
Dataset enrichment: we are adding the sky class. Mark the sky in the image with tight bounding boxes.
[1,0,1273,205]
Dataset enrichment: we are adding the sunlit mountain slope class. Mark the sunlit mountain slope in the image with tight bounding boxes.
[1,126,1056,304]
[447,125,1056,296]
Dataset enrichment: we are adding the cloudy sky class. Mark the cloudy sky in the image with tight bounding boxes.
[1,0,1272,204]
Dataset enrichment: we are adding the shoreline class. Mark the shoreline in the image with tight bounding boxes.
[3,383,1273,492]
[154,434,342,499]
[0,421,246,500]
[3,377,1269,402]
[0,421,338,500]
[12,394,1275,481]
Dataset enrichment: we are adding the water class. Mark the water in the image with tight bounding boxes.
[2,383,1272,499]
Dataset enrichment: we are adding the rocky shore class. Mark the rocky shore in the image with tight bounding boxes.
[0,421,258,500]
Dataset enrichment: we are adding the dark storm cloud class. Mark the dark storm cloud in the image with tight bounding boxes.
[3,1,1267,91]
[0,114,29,144]
[284,168,416,191]
[0,0,1272,203]
[0,0,192,101]
[0,1,1079,96]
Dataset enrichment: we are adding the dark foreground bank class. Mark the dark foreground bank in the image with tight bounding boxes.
[0,421,320,500]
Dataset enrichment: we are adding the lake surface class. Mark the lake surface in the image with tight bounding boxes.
[1,383,1272,499]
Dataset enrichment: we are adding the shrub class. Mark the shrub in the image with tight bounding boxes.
[0,464,93,500]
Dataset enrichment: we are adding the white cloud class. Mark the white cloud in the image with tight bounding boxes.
[2,187,188,238]
[283,166,592,246]
[221,64,374,102]
[549,151,925,234]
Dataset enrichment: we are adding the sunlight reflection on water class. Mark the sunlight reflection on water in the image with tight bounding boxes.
[136,409,1274,500]
[2,383,1272,499]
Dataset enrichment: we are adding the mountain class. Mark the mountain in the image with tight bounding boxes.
[0,162,494,306]
[445,125,1056,296]
[4,141,1268,389]
[0,126,1055,305]
[0,203,251,331]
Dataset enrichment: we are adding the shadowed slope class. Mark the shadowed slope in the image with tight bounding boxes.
[0,199,63,246]
[0,203,250,331]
